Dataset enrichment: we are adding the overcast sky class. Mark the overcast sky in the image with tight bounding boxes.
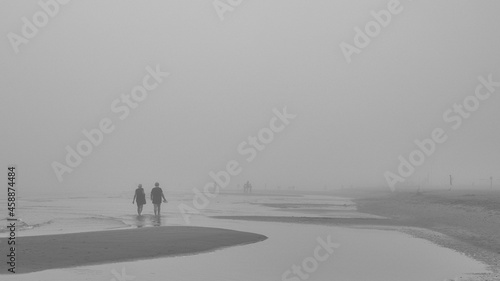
[1,0,499,193]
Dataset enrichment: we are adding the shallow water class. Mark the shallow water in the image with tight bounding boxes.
[0,191,491,280]
[0,191,380,236]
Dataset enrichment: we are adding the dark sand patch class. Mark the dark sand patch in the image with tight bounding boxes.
[253,203,354,209]
[220,192,302,197]
[213,215,395,226]
[0,226,267,274]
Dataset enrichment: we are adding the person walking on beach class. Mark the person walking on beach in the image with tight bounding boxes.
[151,182,167,216]
[132,184,146,216]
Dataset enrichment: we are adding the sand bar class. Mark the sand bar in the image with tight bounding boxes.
[0,226,267,274]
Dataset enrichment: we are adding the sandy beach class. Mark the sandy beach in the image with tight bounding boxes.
[353,189,500,276]
[213,189,500,279]
[0,226,267,274]
[0,191,495,280]
[2,0,498,279]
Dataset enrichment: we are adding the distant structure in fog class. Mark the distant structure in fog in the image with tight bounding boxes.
[243,181,252,193]
[449,175,453,191]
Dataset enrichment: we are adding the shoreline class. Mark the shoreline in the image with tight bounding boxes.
[0,226,267,274]
[213,214,497,275]
[352,190,500,277]
[213,189,500,280]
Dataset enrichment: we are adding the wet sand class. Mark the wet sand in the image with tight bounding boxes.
[352,189,500,276]
[214,189,500,280]
[0,226,267,274]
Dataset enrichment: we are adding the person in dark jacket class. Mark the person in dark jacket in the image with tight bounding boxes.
[151,182,167,216]
[132,184,146,215]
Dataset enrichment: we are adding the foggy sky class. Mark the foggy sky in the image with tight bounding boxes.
[1,0,499,194]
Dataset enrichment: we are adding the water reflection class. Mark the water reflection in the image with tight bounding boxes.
[131,214,164,228]
[152,215,162,226]
[135,215,146,228]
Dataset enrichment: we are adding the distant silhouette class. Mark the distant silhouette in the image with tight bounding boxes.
[132,184,146,215]
[151,182,167,216]
[243,181,252,193]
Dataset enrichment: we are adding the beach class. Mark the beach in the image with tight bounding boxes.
[0,190,496,280]
[353,189,500,276]
[214,189,500,280]
[3,0,499,279]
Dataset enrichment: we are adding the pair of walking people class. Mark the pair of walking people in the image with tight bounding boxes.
[132,182,167,216]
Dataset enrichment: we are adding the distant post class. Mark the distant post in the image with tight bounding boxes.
[449,175,453,191]
[491,176,493,189]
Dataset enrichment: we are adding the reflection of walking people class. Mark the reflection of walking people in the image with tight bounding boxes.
[132,184,146,215]
[151,182,167,216]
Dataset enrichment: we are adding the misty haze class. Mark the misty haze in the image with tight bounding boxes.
[0,0,499,280]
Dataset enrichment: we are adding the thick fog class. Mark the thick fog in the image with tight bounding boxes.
[1,0,499,193]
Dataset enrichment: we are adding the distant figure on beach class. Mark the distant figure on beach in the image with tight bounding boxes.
[132,184,146,216]
[151,182,167,216]
[243,181,252,193]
